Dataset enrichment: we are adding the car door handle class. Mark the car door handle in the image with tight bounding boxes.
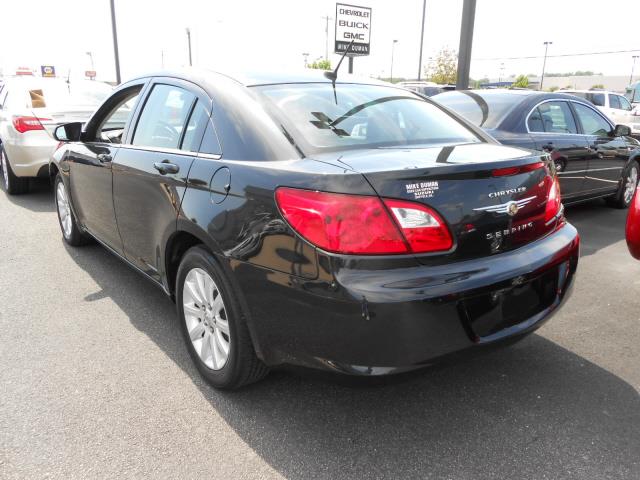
[97,153,112,163]
[153,161,180,175]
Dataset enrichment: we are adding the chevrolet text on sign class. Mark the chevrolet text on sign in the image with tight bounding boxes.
[335,3,372,56]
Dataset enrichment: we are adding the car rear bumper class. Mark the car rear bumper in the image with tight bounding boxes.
[231,222,579,375]
[2,136,57,177]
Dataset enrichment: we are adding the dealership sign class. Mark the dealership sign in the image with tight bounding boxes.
[41,65,56,77]
[334,3,371,56]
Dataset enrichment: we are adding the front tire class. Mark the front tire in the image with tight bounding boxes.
[54,174,90,246]
[0,145,29,195]
[607,161,639,209]
[176,246,268,389]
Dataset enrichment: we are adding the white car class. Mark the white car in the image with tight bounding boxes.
[561,89,640,137]
[0,76,113,194]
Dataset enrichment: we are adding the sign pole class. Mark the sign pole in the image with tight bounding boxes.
[109,0,121,84]
[348,57,353,74]
[456,0,476,90]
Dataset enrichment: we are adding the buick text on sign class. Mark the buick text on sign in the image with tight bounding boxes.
[335,3,372,56]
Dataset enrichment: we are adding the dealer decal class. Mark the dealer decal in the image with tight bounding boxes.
[405,181,439,199]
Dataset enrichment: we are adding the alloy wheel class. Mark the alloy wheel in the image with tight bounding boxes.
[182,268,230,370]
[624,166,638,205]
[56,181,73,239]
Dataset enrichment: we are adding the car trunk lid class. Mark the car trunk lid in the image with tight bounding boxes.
[312,143,561,263]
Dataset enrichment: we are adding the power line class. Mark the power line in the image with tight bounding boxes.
[474,48,640,62]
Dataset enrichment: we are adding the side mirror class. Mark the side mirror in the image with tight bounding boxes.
[53,122,83,142]
[612,124,632,137]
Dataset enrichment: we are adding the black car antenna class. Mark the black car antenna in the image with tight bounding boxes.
[324,39,355,104]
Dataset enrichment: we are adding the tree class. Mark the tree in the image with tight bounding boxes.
[512,75,529,88]
[425,48,457,84]
[548,86,559,92]
[308,59,331,70]
[591,84,605,89]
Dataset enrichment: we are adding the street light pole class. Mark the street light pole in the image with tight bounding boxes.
[390,39,398,83]
[630,55,639,85]
[417,0,426,81]
[186,28,192,66]
[109,0,121,84]
[321,15,333,61]
[540,41,552,91]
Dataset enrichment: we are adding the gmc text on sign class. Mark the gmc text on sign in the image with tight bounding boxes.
[334,3,372,56]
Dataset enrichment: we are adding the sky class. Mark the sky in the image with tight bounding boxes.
[1,0,639,84]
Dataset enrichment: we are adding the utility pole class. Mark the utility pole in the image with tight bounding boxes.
[456,0,476,90]
[186,28,193,66]
[540,41,552,91]
[321,15,333,61]
[630,55,639,85]
[417,0,426,81]
[390,39,398,83]
[109,0,121,84]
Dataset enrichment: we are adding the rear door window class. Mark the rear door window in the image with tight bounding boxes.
[609,94,621,110]
[132,84,195,150]
[531,101,577,134]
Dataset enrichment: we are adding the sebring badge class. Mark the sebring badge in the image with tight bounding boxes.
[473,196,535,216]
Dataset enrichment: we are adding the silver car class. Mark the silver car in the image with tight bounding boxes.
[0,76,112,194]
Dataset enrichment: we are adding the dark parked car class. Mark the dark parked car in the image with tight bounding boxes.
[50,70,579,389]
[433,89,640,208]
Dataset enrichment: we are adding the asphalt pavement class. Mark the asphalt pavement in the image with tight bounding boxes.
[1,180,639,479]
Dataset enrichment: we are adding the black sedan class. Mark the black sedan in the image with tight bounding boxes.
[434,89,640,208]
[50,70,579,389]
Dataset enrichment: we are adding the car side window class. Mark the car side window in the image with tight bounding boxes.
[573,103,612,136]
[619,96,633,111]
[609,94,621,110]
[181,101,209,152]
[587,93,605,107]
[527,107,545,132]
[199,120,222,155]
[95,88,141,144]
[531,101,577,134]
[132,84,195,150]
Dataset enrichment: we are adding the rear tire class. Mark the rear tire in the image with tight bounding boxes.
[54,174,91,246]
[607,160,638,209]
[0,145,29,195]
[176,246,268,389]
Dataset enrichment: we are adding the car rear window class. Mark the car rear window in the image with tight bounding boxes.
[15,79,113,109]
[253,83,481,153]
[432,90,522,129]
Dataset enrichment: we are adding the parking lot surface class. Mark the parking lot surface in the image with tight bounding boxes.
[1,181,639,479]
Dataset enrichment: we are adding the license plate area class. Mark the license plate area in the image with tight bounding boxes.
[461,267,558,338]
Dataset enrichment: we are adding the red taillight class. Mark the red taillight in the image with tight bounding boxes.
[544,176,562,222]
[12,116,50,134]
[275,188,452,255]
[492,162,545,177]
[383,198,453,252]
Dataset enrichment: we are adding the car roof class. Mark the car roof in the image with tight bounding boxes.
[560,89,617,94]
[124,67,393,88]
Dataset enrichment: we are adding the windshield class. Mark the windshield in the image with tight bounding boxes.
[433,90,523,129]
[253,83,481,153]
[13,79,113,110]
